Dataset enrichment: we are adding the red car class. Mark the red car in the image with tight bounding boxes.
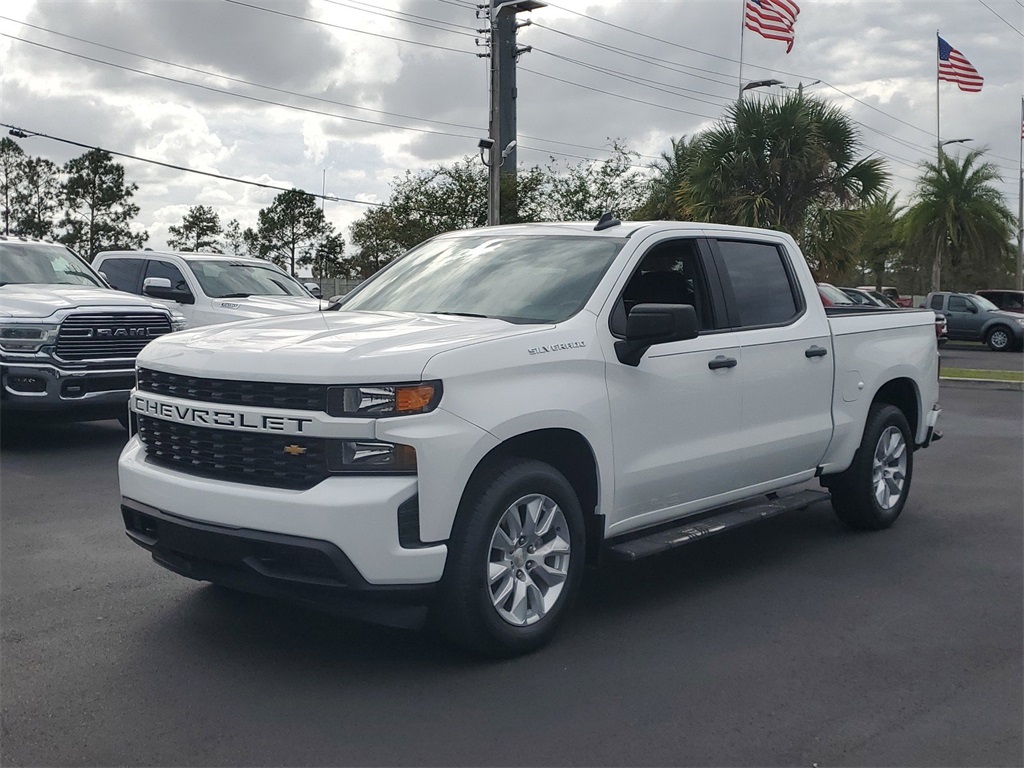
[974,289,1024,314]
[858,285,914,307]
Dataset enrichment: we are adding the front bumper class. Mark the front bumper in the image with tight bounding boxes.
[1,361,134,417]
[121,498,436,628]
[118,437,448,586]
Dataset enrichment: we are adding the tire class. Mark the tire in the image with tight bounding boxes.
[986,326,1012,352]
[434,458,585,657]
[827,403,913,530]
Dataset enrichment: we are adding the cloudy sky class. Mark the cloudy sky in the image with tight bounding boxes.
[1,0,1022,265]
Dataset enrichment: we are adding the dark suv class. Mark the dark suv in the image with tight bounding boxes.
[975,289,1024,314]
[926,291,1024,351]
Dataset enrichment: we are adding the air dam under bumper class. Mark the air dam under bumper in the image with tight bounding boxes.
[122,497,439,628]
[1,362,134,417]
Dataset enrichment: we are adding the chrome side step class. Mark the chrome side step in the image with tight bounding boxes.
[605,489,831,561]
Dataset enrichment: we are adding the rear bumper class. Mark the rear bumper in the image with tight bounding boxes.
[121,498,436,628]
[1,361,133,418]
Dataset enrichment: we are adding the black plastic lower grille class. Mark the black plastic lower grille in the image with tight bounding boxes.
[137,368,328,412]
[137,415,330,490]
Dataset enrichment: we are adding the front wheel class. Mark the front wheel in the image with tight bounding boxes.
[434,458,585,657]
[987,326,1012,352]
[826,404,914,530]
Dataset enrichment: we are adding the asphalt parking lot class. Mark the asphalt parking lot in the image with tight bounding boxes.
[941,342,1024,372]
[1,384,1022,767]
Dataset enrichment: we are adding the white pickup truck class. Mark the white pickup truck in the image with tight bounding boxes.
[93,250,323,327]
[118,220,941,656]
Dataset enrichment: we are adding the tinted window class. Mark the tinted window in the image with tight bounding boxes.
[716,240,799,327]
[146,260,190,293]
[98,258,144,292]
[619,239,714,331]
[930,294,944,310]
[948,296,971,312]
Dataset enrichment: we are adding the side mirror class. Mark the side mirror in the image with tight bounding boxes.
[967,304,978,314]
[615,303,699,366]
[303,281,322,298]
[143,276,195,305]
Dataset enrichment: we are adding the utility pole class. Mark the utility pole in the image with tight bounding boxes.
[481,1,544,226]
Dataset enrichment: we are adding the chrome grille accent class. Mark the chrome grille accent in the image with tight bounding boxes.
[56,313,172,361]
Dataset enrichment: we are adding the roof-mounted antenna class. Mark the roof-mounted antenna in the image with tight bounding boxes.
[594,212,621,231]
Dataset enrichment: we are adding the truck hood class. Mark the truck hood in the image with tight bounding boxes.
[208,294,325,319]
[0,284,170,319]
[136,310,549,381]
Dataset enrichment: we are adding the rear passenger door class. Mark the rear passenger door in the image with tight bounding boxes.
[708,237,833,486]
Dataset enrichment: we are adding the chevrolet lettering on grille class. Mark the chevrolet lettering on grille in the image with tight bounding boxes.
[132,394,314,433]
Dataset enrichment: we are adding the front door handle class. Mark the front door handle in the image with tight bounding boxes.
[708,355,738,370]
[805,345,828,358]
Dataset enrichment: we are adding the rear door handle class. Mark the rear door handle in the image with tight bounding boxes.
[708,355,738,370]
[805,346,828,358]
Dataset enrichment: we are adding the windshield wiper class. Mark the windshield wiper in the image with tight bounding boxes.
[217,293,253,298]
[428,311,490,318]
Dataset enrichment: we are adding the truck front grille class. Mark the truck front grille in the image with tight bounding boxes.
[137,368,328,412]
[137,415,330,490]
[57,313,172,362]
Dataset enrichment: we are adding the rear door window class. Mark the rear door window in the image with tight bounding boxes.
[930,294,944,310]
[714,240,801,327]
[98,258,144,293]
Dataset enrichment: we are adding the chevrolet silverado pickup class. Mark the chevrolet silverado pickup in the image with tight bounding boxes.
[1,236,186,424]
[118,220,941,656]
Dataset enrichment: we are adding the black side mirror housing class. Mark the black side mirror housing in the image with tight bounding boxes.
[615,303,699,366]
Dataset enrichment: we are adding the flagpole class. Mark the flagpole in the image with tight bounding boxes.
[933,30,943,291]
[1017,96,1023,291]
[737,0,747,101]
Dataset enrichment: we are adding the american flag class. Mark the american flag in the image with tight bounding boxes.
[745,0,801,54]
[938,36,983,93]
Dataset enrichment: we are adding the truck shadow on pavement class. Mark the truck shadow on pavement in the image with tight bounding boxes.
[0,417,126,454]
[135,501,851,669]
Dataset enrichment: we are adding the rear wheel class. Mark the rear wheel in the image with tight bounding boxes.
[435,458,585,657]
[827,404,913,530]
[986,326,1011,352]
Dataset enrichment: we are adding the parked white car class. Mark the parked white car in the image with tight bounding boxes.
[93,251,324,327]
[119,220,941,656]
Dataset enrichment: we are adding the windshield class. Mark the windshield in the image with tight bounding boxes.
[190,260,311,299]
[0,243,105,287]
[341,234,625,323]
[970,294,1000,312]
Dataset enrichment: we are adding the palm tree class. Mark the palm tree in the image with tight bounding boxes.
[903,149,1014,291]
[636,136,694,220]
[678,92,889,274]
[854,194,904,288]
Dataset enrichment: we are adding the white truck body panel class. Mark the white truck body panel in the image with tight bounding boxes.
[118,221,941,593]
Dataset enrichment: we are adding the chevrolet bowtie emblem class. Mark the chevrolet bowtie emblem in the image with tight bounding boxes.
[283,444,307,456]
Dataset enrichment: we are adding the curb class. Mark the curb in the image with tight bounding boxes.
[940,377,1024,392]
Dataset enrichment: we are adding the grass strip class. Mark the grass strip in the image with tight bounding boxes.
[941,367,1024,382]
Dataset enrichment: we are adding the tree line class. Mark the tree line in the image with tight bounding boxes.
[2,92,1015,290]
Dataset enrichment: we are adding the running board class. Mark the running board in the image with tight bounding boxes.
[605,489,832,562]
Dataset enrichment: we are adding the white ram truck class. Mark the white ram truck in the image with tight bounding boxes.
[118,220,941,656]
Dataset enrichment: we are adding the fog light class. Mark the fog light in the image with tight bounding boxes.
[6,375,47,393]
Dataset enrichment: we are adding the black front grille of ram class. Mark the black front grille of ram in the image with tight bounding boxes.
[137,368,328,412]
[57,313,172,362]
[137,415,330,490]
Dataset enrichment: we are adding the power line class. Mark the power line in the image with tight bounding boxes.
[977,0,1024,37]
[0,17,485,134]
[222,0,477,56]
[320,0,479,37]
[0,122,383,206]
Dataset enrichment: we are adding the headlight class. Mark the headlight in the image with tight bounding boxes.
[326,381,441,417]
[327,440,417,474]
[0,323,59,352]
[169,312,189,332]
